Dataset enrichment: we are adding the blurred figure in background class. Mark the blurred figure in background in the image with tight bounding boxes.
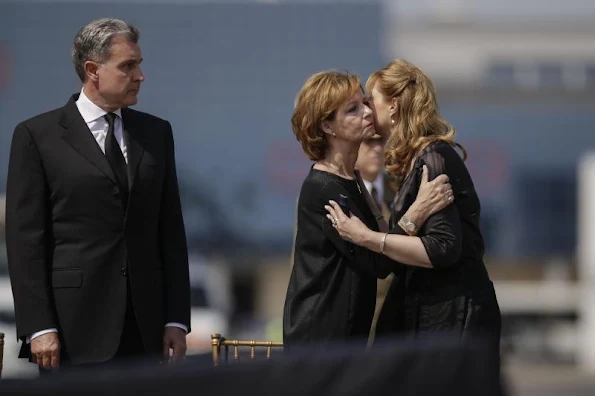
[5,18,190,374]
[354,133,397,345]
[355,133,395,220]
[326,59,501,374]
[284,70,452,349]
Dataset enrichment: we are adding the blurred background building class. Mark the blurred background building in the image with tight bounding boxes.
[1,0,595,391]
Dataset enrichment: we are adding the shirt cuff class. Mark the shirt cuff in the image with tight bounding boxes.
[27,328,58,344]
[165,322,188,333]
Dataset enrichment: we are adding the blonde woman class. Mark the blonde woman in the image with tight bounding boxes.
[325,60,501,364]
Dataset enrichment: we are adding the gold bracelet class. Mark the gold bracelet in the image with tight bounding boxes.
[379,233,388,254]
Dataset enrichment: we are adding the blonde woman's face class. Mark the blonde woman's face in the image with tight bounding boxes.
[369,85,393,139]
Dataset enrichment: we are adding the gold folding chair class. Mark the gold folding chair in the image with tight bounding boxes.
[0,332,4,379]
[211,333,283,366]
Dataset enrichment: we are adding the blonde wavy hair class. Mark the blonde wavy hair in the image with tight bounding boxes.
[366,59,466,181]
[291,71,361,161]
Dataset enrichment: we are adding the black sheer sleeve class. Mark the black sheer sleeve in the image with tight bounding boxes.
[416,145,463,269]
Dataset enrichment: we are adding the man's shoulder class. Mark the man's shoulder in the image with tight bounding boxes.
[18,106,64,130]
[123,107,169,127]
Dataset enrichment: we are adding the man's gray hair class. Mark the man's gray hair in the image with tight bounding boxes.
[72,18,140,82]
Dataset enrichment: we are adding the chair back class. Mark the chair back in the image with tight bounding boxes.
[0,332,4,379]
[211,333,283,366]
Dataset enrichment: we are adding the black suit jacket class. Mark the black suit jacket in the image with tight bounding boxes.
[5,95,191,364]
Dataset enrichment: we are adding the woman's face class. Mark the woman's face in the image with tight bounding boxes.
[323,89,376,143]
[369,84,395,139]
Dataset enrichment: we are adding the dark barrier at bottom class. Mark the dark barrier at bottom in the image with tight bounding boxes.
[0,335,505,396]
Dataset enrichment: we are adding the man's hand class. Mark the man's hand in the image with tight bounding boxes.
[30,332,60,370]
[163,327,187,364]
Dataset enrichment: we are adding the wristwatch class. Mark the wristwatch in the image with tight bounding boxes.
[398,215,418,236]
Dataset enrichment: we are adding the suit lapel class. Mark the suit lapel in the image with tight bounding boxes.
[122,108,145,189]
[59,95,118,186]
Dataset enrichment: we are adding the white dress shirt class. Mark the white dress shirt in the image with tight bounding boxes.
[28,89,187,343]
[76,88,127,162]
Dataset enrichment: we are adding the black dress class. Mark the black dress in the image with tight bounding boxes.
[283,167,391,348]
[376,142,501,364]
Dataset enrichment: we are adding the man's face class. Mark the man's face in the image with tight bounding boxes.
[356,136,385,180]
[93,35,144,109]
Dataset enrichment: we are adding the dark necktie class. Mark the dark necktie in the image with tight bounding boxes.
[104,112,129,207]
[371,185,381,209]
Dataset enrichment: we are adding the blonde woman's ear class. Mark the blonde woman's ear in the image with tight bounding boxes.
[390,97,398,112]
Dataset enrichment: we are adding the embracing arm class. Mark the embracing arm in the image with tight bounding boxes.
[334,206,460,270]
[370,149,462,268]
[398,165,453,234]
[357,230,432,268]
[327,151,461,269]
[415,148,463,268]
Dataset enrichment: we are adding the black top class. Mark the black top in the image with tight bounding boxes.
[393,141,492,295]
[376,141,500,339]
[283,168,390,347]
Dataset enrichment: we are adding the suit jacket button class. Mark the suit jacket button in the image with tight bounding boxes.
[121,268,128,276]
[113,187,120,197]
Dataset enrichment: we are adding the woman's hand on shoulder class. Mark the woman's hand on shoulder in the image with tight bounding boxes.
[325,200,373,246]
[415,165,453,216]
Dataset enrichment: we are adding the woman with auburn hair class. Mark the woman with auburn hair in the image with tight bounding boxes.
[283,70,453,348]
[325,60,501,360]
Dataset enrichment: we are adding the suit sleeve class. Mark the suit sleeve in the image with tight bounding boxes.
[6,123,58,340]
[158,122,191,332]
[417,148,463,269]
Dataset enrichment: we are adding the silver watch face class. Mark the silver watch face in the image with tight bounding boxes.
[405,222,416,232]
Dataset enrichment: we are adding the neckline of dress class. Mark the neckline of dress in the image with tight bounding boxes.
[311,167,362,194]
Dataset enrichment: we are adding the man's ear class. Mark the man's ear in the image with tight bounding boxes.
[84,60,100,82]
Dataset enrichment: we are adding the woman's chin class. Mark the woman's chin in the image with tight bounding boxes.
[363,127,377,138]
[376,128,390,139]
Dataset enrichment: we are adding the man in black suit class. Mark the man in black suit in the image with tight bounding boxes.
[5,18,190,372]
[355,133,396,221]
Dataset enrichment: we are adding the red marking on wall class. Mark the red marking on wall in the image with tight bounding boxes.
[0,43,12,93]
[463,140,509,196]
[266,140,311,196]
